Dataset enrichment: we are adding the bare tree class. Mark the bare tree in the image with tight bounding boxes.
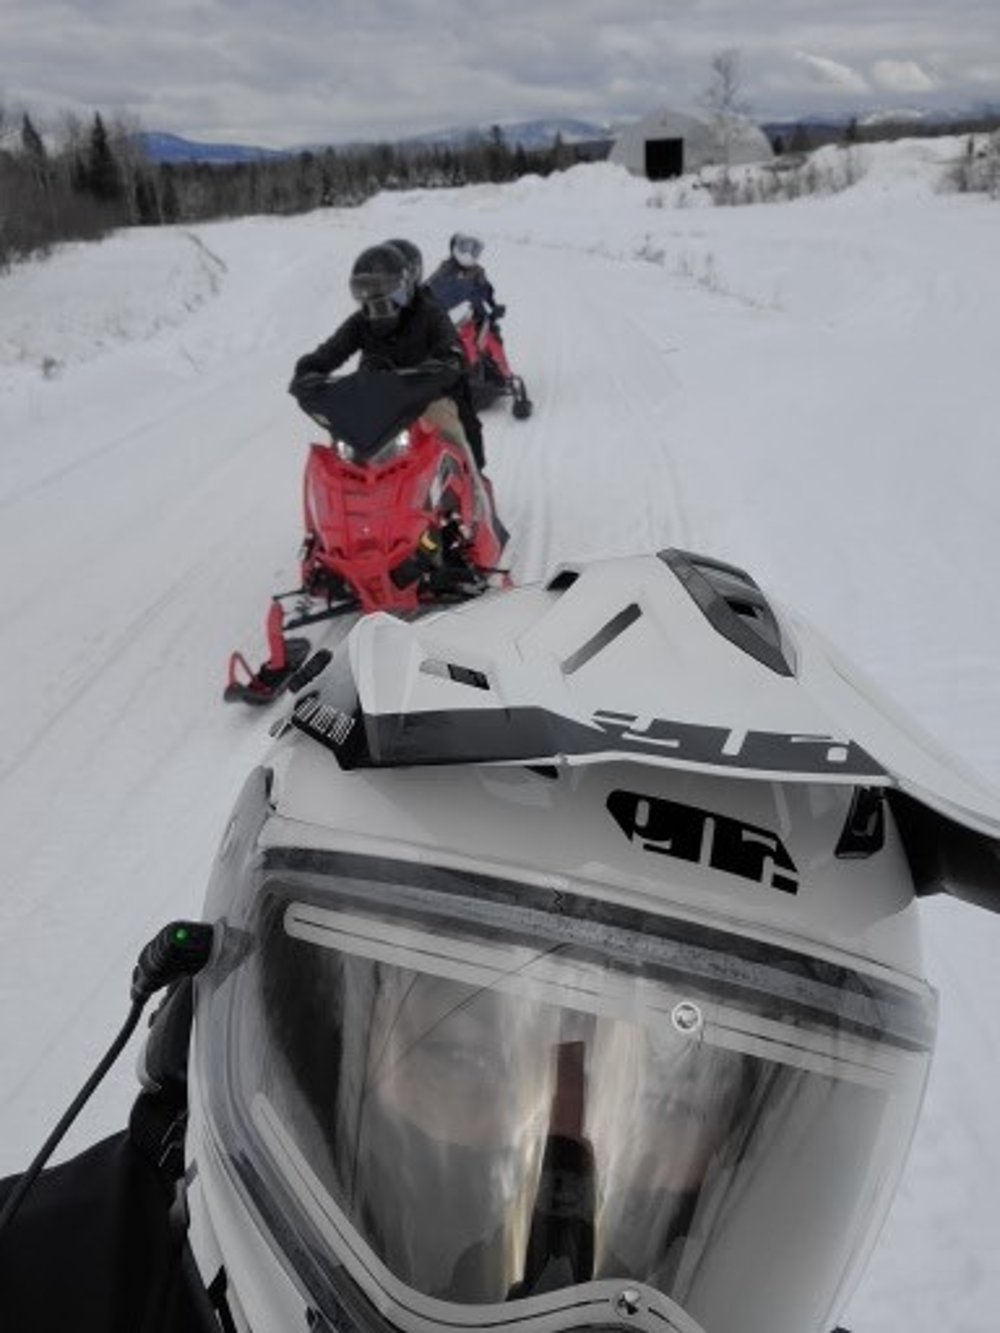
[108,111,153,224]
[703,49,747,116]
[701,49,749,166]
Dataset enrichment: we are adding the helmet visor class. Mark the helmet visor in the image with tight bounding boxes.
[452,234,484,265]
[351,271,411,321]
[199,851,934,1333]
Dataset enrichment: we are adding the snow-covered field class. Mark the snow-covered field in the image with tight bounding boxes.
[2,138,999,1330]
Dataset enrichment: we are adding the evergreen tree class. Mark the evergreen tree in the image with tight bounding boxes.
[159,164,180,223]
[133,170,162,224]
[85,113,124,204]
[21,113,48,171]
[486,124,511,181]
[549,132,572,172]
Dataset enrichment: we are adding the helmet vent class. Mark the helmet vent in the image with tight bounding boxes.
[546,567,581,592]
[561,602,642,676]
[420,658,491,690]
[835,787,886,858]
[659,547,795,678]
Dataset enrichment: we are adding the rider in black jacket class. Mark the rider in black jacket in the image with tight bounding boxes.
[294,242,486,468]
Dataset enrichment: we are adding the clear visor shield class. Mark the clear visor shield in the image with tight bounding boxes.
[199,856,935,1333]
[452,235,484,266]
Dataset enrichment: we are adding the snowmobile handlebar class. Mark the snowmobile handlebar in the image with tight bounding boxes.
[288,360,461,396]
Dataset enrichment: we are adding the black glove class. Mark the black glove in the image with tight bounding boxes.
[294,352,326,375]
[397,359,462,387]
[289,369,328,396]
[491,303,506,320]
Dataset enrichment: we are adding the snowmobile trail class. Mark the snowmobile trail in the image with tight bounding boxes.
[489,241,695,582]
[0,227,707,1174]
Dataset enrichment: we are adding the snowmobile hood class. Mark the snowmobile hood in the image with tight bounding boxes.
[286,550,1000,906]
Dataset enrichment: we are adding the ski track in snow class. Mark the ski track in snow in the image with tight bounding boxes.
[2,144,1000,1331]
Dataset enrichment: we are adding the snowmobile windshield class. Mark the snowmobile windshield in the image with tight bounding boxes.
[290,367,461,457]
[198,850,935,1333]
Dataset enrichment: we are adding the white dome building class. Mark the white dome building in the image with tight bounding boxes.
[610,106,774,179]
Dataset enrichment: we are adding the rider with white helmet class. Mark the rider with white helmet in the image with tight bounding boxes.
[428,233,506,326]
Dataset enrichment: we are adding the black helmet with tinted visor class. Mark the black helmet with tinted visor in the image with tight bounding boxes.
[196,837,935,1333]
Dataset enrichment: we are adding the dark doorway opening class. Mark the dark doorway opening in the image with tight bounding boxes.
[645,138,684,180]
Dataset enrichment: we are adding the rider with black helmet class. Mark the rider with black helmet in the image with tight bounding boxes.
[296,242,451,371]
[293,241,487,469]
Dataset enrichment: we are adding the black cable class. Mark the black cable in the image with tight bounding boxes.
[0,998,147,1236]
[0,919,214,1240]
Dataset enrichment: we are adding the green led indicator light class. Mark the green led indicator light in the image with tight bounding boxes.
[174,927,189,942]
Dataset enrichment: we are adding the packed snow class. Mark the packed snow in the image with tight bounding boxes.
[2,137,999,1331]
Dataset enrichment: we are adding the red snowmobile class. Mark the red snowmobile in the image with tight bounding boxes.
[454,305,533,419]
[224,365,510,705]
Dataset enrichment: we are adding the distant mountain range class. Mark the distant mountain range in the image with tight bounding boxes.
[138,105,997,166]
[763,103,1000,134]
[398,117,612,150]
[137,119,613,165]
[137,132,290,164]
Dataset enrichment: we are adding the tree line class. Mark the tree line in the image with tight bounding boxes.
[0,108,607,272]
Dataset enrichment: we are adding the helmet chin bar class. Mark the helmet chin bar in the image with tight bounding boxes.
[189,1081,707,1333]
[189,832,932,1333]
[361,286,409,322]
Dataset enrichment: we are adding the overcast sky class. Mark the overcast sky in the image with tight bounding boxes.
[2,0,999,147]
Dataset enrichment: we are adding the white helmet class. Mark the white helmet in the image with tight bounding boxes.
[185,549,1000,1333]
[450,232,485,268]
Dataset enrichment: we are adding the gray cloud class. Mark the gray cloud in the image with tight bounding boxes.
[872,60,938,94]
[794,52,871,94]
[1,0,998,146]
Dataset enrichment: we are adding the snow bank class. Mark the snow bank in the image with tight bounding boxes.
[0,228,227,376]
